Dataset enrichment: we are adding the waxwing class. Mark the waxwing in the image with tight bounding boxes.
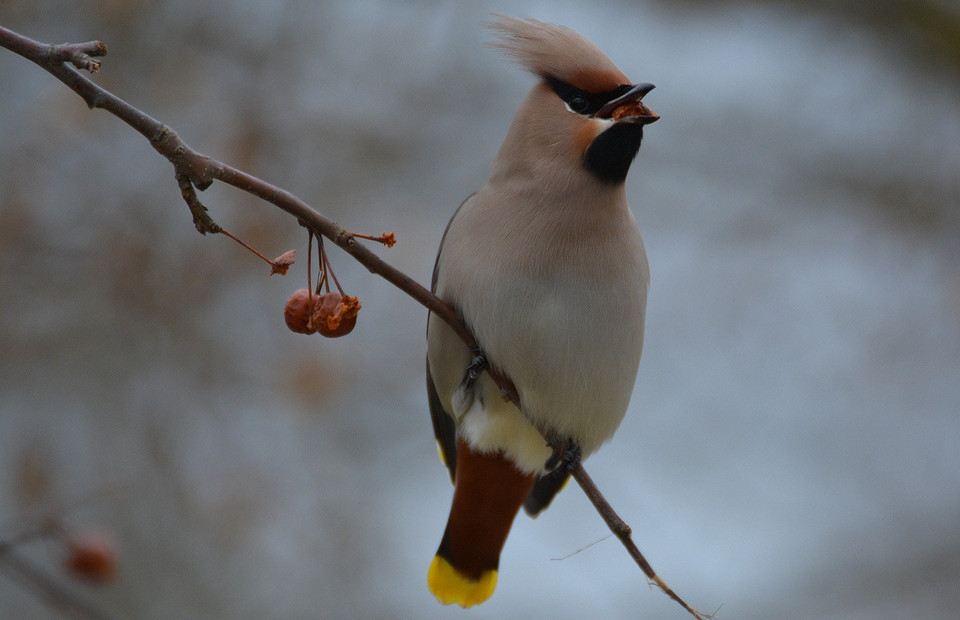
[426,15,659,607]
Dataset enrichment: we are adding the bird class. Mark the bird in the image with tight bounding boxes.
[425,15,658,608]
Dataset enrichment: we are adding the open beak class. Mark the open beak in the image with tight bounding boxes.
[595,82,659,125]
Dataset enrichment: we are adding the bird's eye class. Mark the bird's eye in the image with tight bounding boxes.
[569,96,588,113]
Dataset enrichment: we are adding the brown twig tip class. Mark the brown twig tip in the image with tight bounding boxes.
[49,41,108,73]
[71,53,101,73]
[649,574,714,620]
[348,230,396,248]
[379,232,396,247]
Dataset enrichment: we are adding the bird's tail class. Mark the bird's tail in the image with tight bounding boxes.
[428,438,536,607]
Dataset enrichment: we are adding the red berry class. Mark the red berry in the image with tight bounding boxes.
[312,292,361,338]
[284,288,319,334]
[65,535,117,583]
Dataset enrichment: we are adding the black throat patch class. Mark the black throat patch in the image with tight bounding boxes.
[583,123,645,184]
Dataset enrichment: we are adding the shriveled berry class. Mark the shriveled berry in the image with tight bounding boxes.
[312,292,361,338]
[284,288,319,334]
[270,249,296,276]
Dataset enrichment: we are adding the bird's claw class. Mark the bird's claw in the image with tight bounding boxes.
[544,436,582,474]
[459,349,489,391]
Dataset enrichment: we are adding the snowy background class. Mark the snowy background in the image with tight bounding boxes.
[2,1,959,618]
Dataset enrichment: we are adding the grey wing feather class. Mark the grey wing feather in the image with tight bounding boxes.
[524,469,570,516]
[425,194,475,484]
[427,360,458,484]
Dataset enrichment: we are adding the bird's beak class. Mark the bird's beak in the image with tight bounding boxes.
[595,83,659,125]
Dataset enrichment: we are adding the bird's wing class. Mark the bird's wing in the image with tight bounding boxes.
[430,192,475,293]
[427,360,458,484]
[426,193,476,484]
[427,192,569,513]
[523,468,570,516]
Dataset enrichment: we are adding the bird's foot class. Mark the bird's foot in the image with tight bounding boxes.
[459,348,489,392]
[544,435,582,474]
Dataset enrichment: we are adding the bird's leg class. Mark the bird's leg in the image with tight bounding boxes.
[451,349,490,421]
[544,435,582,474]
[459,348,489,392]
[457,349,582,475]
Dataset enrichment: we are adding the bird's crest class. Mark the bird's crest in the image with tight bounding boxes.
[485,15,629,93]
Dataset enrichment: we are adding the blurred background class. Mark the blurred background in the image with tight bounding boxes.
[2,1,959,618]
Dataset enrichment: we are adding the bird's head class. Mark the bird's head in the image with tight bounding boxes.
[487,16,658,185]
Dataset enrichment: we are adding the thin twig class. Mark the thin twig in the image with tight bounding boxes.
[550,534,612,561]
[0,25,707,618]
[571,465,711,619]
[218,228,273,265]
[0,24,473,350]
[175,171,220,234]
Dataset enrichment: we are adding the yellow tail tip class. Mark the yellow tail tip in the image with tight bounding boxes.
[427,555,497,608]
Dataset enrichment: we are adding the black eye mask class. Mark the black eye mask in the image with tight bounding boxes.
[544,76,634,116]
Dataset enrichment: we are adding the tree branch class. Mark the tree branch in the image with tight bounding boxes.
[0,25,707,619]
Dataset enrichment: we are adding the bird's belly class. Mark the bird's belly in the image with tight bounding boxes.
[467,271,646,456]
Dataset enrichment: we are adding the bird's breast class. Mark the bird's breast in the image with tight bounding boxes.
[437,192,648,453]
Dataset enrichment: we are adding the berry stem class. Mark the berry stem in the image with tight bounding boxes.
[306,230,314,294]
[218,227,277,267]
[316,234,329,293]
[320,237,344,294]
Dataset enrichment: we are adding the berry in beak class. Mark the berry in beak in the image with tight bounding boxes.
[596,83,659,125]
